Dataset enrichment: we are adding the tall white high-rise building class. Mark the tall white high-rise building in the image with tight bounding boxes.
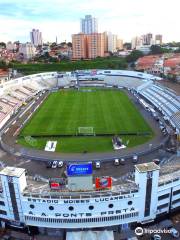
[107,32,117,53]
[80,15,98,34]
[131,36,143,49]
[30,29,43,46]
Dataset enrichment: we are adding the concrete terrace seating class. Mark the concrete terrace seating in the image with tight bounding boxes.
[140,84,180,125]
[104,76,149,90]
[0,100,15,127]
[0,98,17,107]
[5,95,23,106]
[170,111,180,130]
[0,111,6,123]
[151,85,180,110]
[31,73,59,89]
[0,100,14,114]
[20,86,35,96]
[58,75,72,87]
[9,91,26,101]
[15,89,29,98]
[23,85,37,93]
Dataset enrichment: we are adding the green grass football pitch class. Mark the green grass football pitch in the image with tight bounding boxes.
[18,89,153,153]
[20,89,152,136]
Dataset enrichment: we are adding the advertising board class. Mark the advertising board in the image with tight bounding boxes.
[95,177,112,190]
[49,178,66,190]
[67,163,92,176]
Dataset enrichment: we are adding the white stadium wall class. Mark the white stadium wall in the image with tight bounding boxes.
[0,163,180,229]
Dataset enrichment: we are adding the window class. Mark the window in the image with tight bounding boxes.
[49,206,54,211]
[157,203,169,210]
[0,201,5,206]
[30,204,35,209]
[172,199,180,205]
[89,205,94,210]
[108,204,113,208]
[69,206,74,211]
[173,189,180,196]
[0,210,7,215]
[158,193,170,201]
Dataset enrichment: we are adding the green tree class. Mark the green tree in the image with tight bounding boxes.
[150,45,171,54]
[0,60,8,69]
[126,50,144,63]
[0,42,6,48]
[67,42,72,47]
[174,48,180,53]
[123,42,131,50]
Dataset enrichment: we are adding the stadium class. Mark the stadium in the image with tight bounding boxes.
[0,70,180,239]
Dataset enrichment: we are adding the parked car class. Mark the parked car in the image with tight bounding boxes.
[168,227,179,238]
[132,155,138,163]
[114,159,120,166]
[95,161,101,169]
[57,161,63,168]
[51,161,58,168]
[120,158,125,165]
[46,161,52,168]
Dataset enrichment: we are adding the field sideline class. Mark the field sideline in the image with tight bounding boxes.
[20,89,152,136]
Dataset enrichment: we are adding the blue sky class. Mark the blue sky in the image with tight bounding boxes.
[0,0,180,43]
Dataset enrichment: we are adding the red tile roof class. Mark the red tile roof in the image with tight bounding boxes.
[0,69,8,76]
[136,55,160,69]
[164,58,180,68]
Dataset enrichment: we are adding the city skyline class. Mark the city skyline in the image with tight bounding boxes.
[0,0,180,43]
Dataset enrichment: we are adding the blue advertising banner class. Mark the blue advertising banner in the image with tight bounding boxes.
[67,163,92,176]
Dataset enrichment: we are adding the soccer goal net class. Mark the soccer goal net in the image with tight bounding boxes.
[78,127,95,136]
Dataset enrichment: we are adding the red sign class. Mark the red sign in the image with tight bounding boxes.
[50,182,60,189]
[95,177,112,190]
[49,178,66,190]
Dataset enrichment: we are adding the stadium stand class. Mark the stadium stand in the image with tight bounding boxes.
[0,70,179,135]
[104,76,151,89]
[139,83,180,133]
[170,111,180,131]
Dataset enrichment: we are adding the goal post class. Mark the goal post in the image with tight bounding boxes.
[78,127,95,136]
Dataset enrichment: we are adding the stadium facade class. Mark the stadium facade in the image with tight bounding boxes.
[0,70,180,232]
[0,162,180,230]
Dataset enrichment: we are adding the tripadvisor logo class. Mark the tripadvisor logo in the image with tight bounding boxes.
[24,136,37,147]
[135,227,144,236]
